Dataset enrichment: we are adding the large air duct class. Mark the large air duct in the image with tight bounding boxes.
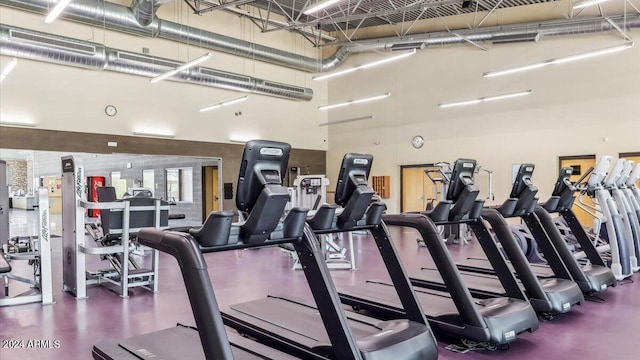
[0,0,347,72]
[354,14,640,48]
[1,0,639,72]
[131,0,172,27]
[0,24,313,101]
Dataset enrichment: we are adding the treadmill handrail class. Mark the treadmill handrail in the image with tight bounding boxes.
[137,229,233,360]
[370,221,430,327]
[480,209,549,301]
[293,224,364,359]
[382,213,486,328]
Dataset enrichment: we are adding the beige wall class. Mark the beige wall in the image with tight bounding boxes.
[0,5,329,150]
[325,31,640,212]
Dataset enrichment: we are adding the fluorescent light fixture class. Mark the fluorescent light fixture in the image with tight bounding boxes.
[318,93,390,110]
[313,50,415,81]
[438,99,482,108]
[44,0,72,24]
[573,0,610,9]
[439,90,532,108]
[150,52,212,83]
[483,90,533,102]
[484,42,633,78]
[551,43,633,64]
[484,62,548,78]
[199,96,249,112]
[0,58,18,82]
[0,120,36,127]
[303,0,343,15]
[318,115,374,126]
[132,131,175,138]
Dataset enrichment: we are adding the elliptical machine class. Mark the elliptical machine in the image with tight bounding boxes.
[574,156,633,280]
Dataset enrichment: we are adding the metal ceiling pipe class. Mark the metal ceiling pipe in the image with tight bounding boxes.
[0,24,313,101]
[0,0,341,72]
[348,14,640,49]
[1,0,639,72]
[131,0,172,27]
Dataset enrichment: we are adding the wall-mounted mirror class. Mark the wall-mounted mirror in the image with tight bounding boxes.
[165,167,193,203]
[0,148,223,239]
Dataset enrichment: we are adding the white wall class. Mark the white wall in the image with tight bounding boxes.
[0,4,329,150]
[325,31,640,212]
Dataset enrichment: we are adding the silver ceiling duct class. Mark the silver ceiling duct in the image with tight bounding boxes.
[1,0,639,72]
[131,0,172,27]
[362,15,640,49]
[0,24,313,101]
[0,0,346,72]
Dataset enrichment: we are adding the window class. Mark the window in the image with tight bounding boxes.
[165,167,193,202]
[110,171,128,198]
[142,169,155,192]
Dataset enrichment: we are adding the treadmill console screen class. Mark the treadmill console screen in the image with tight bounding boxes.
[552,167,573,196]
[447,159,477,202]
[510,164,535,198]
[236,140,291,213]
[335,153,373,206]
[587,156,612,189]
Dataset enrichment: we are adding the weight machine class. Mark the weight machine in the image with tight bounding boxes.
[283,175,357,270]
[61,156,168,299]
[1,160,53,306]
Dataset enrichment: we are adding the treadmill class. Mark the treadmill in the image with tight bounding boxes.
[413,163,584,316]
[219,151,438,360]
[93,140,317,359]
[335,159,539,346]
[458,166,616,297]
[93,141,436,359]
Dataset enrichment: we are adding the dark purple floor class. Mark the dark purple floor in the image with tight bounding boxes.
[1,227,639,360]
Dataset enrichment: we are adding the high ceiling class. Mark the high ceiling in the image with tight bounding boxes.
[182,0,639,46]
[250,0,559,31]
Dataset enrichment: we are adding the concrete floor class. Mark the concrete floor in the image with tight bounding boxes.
[1,210,639,360]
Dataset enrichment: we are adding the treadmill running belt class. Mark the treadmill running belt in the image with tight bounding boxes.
[93,324,300,360]
[413,268,510,295]
[226,295,387,349]
[460,257,556,278]
[341,281,462,320]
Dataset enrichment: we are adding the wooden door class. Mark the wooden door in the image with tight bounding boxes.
[202,166,220,221]
[559,156,596,227]
[401,166,436,212]
[212,167,220,211]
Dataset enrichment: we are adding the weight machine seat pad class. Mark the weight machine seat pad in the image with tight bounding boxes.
[0,253,10,273]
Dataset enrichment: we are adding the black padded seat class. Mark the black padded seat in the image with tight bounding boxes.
[96,186,169,235]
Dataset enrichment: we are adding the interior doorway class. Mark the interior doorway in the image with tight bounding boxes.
[400,164,436,212]
[202,165,221,221]
[559,155,596,227]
